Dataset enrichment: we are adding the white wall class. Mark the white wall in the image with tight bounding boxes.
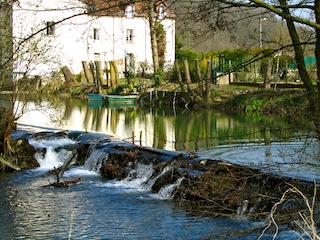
[12,0,175,78]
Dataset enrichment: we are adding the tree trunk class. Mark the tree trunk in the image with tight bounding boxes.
[264,59,272,89]
[82,61,94,84]
[315,0,320,131]
[280,0,320,134]
[110,61,119,86]
[147,1,160,76]
[61,66,74,86]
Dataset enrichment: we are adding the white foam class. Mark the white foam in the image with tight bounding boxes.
[64,166,100,177]
[30,138,76,170]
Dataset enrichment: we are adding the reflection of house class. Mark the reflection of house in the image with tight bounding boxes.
[8,0,175,78]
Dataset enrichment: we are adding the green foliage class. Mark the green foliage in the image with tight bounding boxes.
[152,68,164,86]
[245,99,267,112]
[75,73,83,83]
[111,83,139,95]
[176,49,201,61]
[228,89,309,115]
[123,71,136,84]
[69,85,86,96]
[175,36,184,58]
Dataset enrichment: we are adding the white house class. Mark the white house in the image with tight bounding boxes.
[8,0,175,78]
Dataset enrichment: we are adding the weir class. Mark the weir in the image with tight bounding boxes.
[29,132,186,200]
[23,129,319,232]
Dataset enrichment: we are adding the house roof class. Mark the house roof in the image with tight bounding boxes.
[83,0,175,18]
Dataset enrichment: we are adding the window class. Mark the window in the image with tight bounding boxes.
[94,53,100,61]
[46,21,55,36]
[158,6,165,19]
[126,29,133,43]
[125,5,134,18]
[93,28,100,40]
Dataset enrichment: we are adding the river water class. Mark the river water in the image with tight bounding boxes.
[0,94,319,239]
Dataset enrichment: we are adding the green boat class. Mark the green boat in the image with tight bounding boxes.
[88,93,107,101]
[106,94,137,104]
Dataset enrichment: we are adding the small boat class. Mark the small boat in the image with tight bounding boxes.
[88,93,107,101]
[106,94,137,104]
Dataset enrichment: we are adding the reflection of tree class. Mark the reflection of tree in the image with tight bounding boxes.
[153,109,166,149]
[84,104,104,132]
[172,110,293,151]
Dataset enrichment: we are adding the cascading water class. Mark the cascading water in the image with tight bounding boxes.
[157,177,184,200]
[29,138,76,170]
[29,134,185,201]
[84,145,107,172]
[146,165,173,189]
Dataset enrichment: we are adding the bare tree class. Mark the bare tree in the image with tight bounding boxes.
[174,0,320,135]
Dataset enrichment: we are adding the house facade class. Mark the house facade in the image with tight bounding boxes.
[9,0,175,79]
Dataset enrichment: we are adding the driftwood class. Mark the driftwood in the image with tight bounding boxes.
[0,156,21,171]
[43,149,81,187]
[43,177,84,188]
[56,149,78,181]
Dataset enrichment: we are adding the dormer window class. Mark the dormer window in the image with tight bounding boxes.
[158,6,165,19]
[46,21,55,36]
[125,5,134,18]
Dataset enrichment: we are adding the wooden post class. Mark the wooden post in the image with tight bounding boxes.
[206,61,212,102]
[94,61,103,94]
[228,60,232,84]
[89,61,97,87]
[104,61,109,87]
[183,58,192,91]
[174,60,185,92]
[183,58,196,103]
[61,66,75,86]
[82,61,94,84]
[132,131,135,144]
[195,59,204,96]
[110,61,119,86]
[97,61,107,86]
[109,61,116,87]
[139,131,142,146]
[265,59,272,89]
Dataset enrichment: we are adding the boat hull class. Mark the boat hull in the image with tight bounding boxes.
[106,95,137,104]
[88,93,106,101]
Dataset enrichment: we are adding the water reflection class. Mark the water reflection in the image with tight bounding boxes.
[0,94,312,151]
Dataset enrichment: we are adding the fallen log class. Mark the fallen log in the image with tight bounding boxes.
[43,177,84,188]
[54,149,78,182]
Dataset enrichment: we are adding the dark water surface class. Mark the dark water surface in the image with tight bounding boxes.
[0,94,318,239]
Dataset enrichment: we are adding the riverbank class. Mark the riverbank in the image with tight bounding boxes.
[66,80,310,116]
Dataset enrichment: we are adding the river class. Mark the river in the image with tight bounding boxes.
[0,94,319,239]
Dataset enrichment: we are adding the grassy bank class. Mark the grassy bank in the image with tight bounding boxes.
[50,77,310,117]
[222,87,309,116]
